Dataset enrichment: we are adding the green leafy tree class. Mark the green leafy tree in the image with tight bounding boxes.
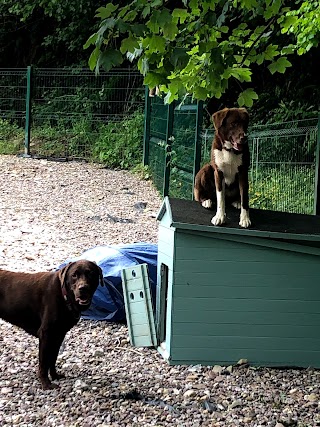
[0,0,101,66]
[85,0,320,106]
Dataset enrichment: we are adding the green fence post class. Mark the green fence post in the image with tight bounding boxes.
[163,102,175,197]
[192,100,204,199]
[314,113,320,215]
[143,85,151,166]
[23,65,32,157]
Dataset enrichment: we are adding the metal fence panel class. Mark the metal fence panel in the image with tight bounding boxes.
[0,67,144,160]
[146,95,201,198]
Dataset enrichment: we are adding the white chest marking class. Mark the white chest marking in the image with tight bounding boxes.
[214,149,243,186]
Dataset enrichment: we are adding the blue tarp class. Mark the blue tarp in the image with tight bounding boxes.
[58,243,158,322]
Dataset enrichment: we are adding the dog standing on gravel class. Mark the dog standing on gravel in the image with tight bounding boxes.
[0,260,103,389]
[194,107,251,228]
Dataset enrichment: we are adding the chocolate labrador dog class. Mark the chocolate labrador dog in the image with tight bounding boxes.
[0,260,103,389]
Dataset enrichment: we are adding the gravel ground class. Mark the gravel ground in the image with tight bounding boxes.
[0,154,319,427]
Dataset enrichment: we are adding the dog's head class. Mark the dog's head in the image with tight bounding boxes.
[213,108,249,152]
[58,260,104,311]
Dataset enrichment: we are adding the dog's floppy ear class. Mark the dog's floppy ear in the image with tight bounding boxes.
[238,107,249,130]
[212,108,229,131]
[58,262,73,286]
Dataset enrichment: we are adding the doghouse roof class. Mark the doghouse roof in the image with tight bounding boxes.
[157,197,320,247]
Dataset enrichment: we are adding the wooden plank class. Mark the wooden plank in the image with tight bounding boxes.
[173,284,318,299]
[173,274,318,290]
[172,322,320,339]
[172,309,320,326]
[172,334,320,351]
[169,348,320,368]
[172,297,320,314]
[173,259,320,276]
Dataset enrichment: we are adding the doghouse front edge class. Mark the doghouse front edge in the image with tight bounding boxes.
[156,197,320,368]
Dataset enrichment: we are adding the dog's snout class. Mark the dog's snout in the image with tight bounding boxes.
[78,283,89,295]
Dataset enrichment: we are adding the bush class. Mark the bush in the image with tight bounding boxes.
[0,119,24,154]
[92,111,144,169]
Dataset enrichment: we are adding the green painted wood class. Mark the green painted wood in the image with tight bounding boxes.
[171,310,320,327]
[173,322,320,339]
[121,264,157,347]
[172,297,319,315]
[143,85,151,166]
[175,234,320,261]
[156,197,320,368]
[174,259,319,276]
[24,65,32,157]
[168,348,320,368]
[171,335,320,352]
[172,284,317,300]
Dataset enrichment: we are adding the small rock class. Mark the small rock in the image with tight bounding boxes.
[237,358,248,365]
[74,379,89,390]
[304,393,318,402]
[0,387,13,394]
[229,399,242,409]
[93,348,104,357]
[183,389,197,399]
[212,365,223,374]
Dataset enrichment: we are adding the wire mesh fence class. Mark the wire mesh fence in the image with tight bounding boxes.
[0,67,144,160]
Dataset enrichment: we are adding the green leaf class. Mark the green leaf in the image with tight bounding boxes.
[120,36,140,54]
[142,5,151,18]
[223,67,252,82]
[163,22,178,40]
[238,88,258,107]
[147,35,166,53]
[268,57,292,74]
[95,4,118,19]
[151,0,162,6]
[125,10,138,22]
[88,47,100,71]
[144,72,162,88]
[170,48,189,70]
[172,8,188,24]
[83,33,98,50]
[97,49,123,72]
[280,15,298,33]
[194,86,208,100]
[264,44,280,61]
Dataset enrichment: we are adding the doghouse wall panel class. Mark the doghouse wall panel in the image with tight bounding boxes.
[168,230,320,367]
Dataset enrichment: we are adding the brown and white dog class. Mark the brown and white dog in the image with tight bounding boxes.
[194,107,251,228]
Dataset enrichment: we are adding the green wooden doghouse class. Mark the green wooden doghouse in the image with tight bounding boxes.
[122,197,320,368]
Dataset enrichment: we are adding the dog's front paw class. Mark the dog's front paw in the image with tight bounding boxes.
[211,211,226,226]
[202,199,212,209]
[239,210,251,228]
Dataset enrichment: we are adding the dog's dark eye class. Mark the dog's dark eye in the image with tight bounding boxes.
[72,272,78,279]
